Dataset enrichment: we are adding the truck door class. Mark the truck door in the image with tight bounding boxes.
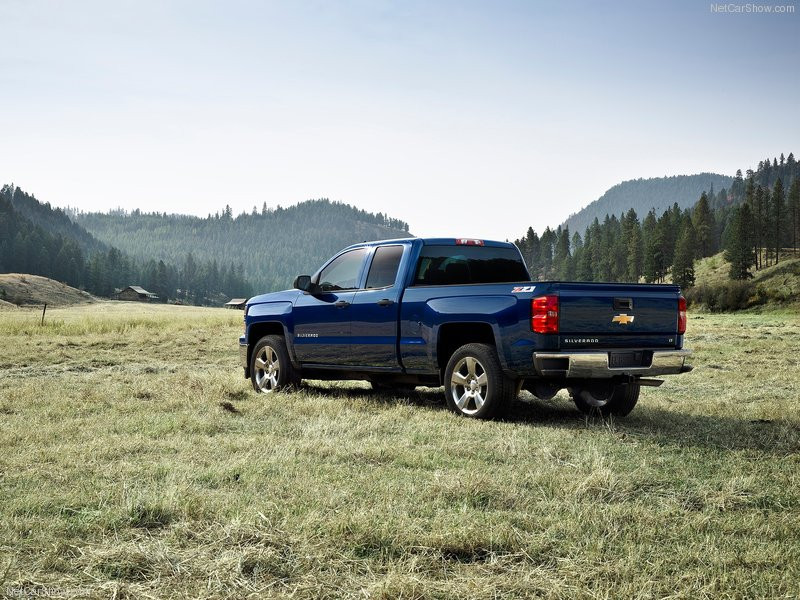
[292,248,367,365]
[350,244,406,368]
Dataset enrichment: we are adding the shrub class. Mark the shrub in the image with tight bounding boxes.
[685,280,763,312]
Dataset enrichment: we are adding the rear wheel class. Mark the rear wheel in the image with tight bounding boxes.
[444,343,515,419]
[571,381,640,417]
[250,335,299,393]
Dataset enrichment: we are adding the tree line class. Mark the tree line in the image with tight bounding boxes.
[515,153,800,288]
[75,198,411,292]
[1,185,251,304]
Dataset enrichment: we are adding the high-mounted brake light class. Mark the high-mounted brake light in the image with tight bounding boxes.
[532,295,559,334]
[455,238,484,246]
[678,296,687,335]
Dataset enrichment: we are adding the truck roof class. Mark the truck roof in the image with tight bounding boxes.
[343,237,517,250]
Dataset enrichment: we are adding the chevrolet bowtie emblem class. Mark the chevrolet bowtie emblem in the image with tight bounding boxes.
[612,314,635,325]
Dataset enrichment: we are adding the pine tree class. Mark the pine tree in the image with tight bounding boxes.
[571,231,583,253]
[540,227,555,279]
[642,210,660,283]
[576,230,593,281]
[692,192,714,258]
[554,226,571,279]
[754,185,765,269]
[524,227,541,279]
[724,205,755,280]
[626,224,643,282]
[789,177,800,254]
[671,221,696,289]
[772,178,785,263]
[731,169,745,202]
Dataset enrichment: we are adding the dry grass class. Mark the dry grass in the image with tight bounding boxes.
[0,273,95,306]
[1,302,799,598]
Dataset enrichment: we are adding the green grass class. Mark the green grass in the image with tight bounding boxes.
[1,302,799,598]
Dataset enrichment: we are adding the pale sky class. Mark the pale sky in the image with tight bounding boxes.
[1,0,798,241]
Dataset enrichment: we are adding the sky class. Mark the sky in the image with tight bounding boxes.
[1,0,798,241]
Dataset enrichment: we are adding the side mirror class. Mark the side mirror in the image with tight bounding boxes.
[293,275,312,292]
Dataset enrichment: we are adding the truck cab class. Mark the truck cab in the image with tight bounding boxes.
[239,238,691,419]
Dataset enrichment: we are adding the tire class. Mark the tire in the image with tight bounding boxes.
[443,343,515,419]
[572,382,640,417]
[250,335,299,393]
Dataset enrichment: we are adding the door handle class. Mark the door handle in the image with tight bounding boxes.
[377,298,394,306]
[334,300,350,308]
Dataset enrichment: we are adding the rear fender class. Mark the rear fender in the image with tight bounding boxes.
[426,295,517,370]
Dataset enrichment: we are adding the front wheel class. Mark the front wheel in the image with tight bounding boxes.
[572,381,640,417]
[444,343,515,419]
[250,335,299,393]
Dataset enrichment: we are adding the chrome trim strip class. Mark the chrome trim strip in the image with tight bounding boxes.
[533,349,692,378]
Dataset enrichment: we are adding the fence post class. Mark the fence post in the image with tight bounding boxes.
[41,303,47,326]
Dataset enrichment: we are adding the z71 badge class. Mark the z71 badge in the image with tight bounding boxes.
[511,285,536,293]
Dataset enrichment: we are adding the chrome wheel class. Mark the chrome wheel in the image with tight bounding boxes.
[253,345,280,392]
[450,356,488,415]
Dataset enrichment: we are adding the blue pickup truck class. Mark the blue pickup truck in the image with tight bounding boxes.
[238,238,691,419]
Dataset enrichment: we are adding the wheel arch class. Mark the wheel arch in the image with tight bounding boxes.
[435,321,501,373]
[247,320,289,369]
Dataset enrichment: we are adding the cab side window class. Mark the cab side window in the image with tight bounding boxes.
[365,246,404,289]
[316,248,367,291]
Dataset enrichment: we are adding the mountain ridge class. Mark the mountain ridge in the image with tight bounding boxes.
[560,173,733,235]
[75,199,412,293]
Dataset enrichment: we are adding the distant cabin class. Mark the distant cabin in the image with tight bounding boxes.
[225,298,247,310]
[117,286,159,302]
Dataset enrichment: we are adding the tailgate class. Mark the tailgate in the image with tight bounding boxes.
[557,283,680,349]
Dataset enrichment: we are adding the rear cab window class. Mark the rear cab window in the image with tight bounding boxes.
[365,245,404,289]
[413,245,530,285]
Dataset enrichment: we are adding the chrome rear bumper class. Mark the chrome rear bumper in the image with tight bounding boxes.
[533,349,692,378]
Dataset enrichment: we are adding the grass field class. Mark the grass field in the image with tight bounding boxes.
[1,302,799,599]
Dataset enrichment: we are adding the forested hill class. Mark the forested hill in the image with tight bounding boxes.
[562,173,732,236]
[8,184,107,254]
[514,153,799,311]
[76,200,411,292]
[1,185,253,304]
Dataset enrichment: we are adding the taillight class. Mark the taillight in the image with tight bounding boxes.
[678,296,687,335]
[532,295,559,334]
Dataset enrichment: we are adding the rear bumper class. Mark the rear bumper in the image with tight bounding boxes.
[533,349,692,378]
[239,336,249,377]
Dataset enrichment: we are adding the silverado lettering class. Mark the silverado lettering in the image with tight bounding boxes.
[238,238,692,419]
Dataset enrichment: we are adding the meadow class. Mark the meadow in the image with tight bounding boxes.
[1,302,799,599]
